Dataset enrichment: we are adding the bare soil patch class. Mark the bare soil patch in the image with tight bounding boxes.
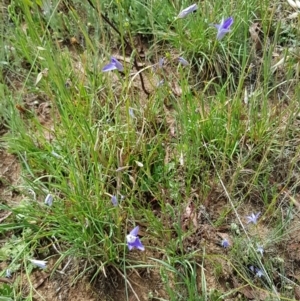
[0,149,21,209]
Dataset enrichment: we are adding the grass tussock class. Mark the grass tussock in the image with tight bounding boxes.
[0,0,300,300]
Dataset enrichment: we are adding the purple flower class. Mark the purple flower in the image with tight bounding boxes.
[213,17,234,40]
[249,266,264,278]
[257,245,264,255]
[126,226,144,251]
[255,268,264,278]
[158,57,165,68]
[246,212,261,224]
[221,238,230,248]
[102,57,124,72]
[44,194,53,206]
[177,4,198,18]
[129,108,135,118]
[178,57,189,66]
[111,195,118,206]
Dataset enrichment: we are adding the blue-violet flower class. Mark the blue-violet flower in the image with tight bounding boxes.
[129,108,135,118]
[158,57,165,68]
[255,268,264,278]
[178,57,189,66]
[44,194,53,206]
[221,238,230,248]
[177,4,198,18]
[246,212,261,224]
[111,195,118,207]
[257,245,264,255]
[213,17,234,40]
[249,266,264,278]
[102,57,124,72]
[126,226,145,251]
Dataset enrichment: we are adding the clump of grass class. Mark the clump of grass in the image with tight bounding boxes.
[1,0,300,300]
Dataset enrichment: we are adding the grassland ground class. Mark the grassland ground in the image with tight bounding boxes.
[1,0,300,300]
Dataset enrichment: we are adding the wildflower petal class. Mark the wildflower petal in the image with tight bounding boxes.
[102,63,118,72]
[111,195,118,206]
[255,268,264,277]
[257,245,264,255]
[102,57,124,72]
[126,226,145,251]
[177,4,198,18]
[223,17,234,29]
[128,243,134,251]
[130,226,140,237]
[129,108,135,118]
[178,57,189,66]
[249,266,264,277]
[126,234,136,244]
[111,57,124,72]
[246,212,260,224]
[44,194,53,206]
[29,259,47,269]
[213,17,234,40]
[158,57,165,68]
[221,239,230,248]
[133,237,145,251]
[217,29,230,40]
